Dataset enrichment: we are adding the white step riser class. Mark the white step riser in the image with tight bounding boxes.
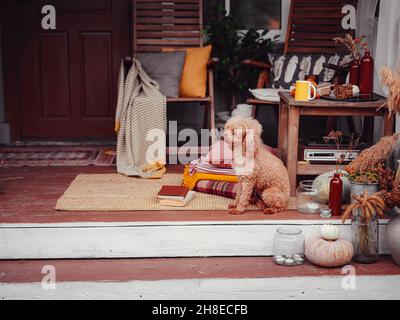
[0,220,390,259]
[1,276,400,300]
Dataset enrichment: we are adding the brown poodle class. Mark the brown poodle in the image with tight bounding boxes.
[224,116,290,215]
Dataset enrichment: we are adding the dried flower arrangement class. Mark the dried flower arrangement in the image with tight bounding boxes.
[380,61,400,116]
[342,190,385,262]
[376,168,400,209]
[344,134,400,173]
[333,34,368,61]
[342,190,385,224]
[324,130,360,172]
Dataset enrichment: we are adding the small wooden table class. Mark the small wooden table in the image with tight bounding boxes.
[277,92,393,196]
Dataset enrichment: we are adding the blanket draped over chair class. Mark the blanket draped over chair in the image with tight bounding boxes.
[115,58,167,178]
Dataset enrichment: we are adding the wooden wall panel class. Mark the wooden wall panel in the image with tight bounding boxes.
[38,33,70,119]
[37,0,112,14]
[80,33,112,118]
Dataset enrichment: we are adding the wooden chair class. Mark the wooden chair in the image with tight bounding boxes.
[245,0,357,122]
[131,0,216,142]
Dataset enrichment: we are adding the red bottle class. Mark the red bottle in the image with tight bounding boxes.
[359,50,374,98]
[349,60,360,86]
[329,173,343,217]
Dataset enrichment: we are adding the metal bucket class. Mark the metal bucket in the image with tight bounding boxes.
[350,181,380,203]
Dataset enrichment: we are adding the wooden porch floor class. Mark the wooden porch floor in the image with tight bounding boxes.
[0,165,340,224]
[1,166,399,300]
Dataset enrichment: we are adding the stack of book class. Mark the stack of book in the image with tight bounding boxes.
[157,185,195,207]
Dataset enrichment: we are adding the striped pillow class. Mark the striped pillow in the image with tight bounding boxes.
[268,53,353,89]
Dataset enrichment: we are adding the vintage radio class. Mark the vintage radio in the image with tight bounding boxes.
[301,146,360,163]
[300,137,369,164]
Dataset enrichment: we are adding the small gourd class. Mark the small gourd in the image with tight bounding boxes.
[320,224,340,241]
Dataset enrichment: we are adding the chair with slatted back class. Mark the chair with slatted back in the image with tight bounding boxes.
[245,0,357,125]
[132,0,216,143]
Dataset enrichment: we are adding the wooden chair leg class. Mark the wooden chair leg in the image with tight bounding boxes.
[203,103,209,131]
[202,102,216,145]
[209,100,216,144]
[252,105,258,119]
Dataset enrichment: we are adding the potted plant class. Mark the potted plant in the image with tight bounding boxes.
[203,7,278,110]
[347,169,382,200]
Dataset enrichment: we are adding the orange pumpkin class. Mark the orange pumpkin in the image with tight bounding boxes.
[305,237,354,267]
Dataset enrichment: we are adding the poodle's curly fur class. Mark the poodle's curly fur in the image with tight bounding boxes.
[224,117,290,215]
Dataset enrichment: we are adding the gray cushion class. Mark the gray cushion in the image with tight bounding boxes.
[268,53,353,89]
[137,51,186,97]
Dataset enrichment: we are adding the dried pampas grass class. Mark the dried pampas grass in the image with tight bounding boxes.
[345,134,400,173]
[380,62,400,116]
[334,34,360,60]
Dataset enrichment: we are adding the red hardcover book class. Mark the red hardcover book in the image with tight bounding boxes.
[158,185,189,200]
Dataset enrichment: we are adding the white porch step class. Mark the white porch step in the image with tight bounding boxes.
[0,218,390,260]
[1,257,399,300]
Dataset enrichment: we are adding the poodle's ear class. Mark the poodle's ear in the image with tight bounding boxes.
[249,119,263,139]
[241,119,263,157]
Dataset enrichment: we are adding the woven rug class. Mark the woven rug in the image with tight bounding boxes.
[0,147,116,167]
[56,173,296,212]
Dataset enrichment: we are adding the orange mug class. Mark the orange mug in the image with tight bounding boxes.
[295,80,317,101]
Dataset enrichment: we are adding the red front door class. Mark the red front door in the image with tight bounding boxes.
[18,0,130,139]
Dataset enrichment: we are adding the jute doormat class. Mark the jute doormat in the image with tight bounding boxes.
[56,173,297,212]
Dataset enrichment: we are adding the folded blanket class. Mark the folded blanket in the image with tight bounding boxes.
[189,159,235,176]
[194,180,259,202]
[115,58,167,178]
[194,180,237,199]
[182,165,238,190]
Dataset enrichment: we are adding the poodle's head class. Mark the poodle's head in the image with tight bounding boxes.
[224,116,263,156]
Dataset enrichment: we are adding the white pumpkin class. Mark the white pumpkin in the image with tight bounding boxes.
[320,224,340,241]
[313,170,350,204]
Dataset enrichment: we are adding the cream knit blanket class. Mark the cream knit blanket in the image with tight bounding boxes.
[115,59,167,178]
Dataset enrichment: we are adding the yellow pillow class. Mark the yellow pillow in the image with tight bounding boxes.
[162,45,212,98]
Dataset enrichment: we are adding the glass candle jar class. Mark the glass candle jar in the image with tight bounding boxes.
[273,228,305,266]
[296,181,321,215]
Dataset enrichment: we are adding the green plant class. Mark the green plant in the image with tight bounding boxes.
[347,169,382,184]
[203,7,278,108]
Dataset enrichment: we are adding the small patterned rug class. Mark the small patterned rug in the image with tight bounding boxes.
[56,173,297,212]
[0,147,116,167]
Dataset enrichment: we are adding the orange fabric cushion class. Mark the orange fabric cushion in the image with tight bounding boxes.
[162,45,212,98]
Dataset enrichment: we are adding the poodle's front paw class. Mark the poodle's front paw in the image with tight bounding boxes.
[228,204,237,210]
[264,207,282,215]
[229,206,246,215]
